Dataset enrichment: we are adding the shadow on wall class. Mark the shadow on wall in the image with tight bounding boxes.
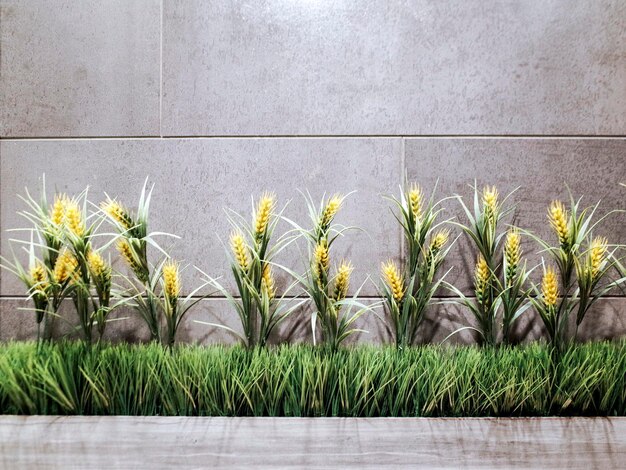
[2,297,625,346]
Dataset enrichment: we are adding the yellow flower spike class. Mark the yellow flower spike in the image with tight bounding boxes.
[53,250,78,284]
[254,192,276,237]
[230,231,249,272]
[50,194,69,226]
[117,239,139,271]
[65,251,78,280]
[430,229,450,252]
[548,200,570,247]
[313,240,330,281]
[64,199,84,236]
[116,240,148,283]
[504,228,521,283]
[261,264,275,299]
[29,262,48,290]
[589,236,608,279]
[474,255,490,304]
[87,250,107,278]
[321,194,343,228]
[541,266,559,307]
[162,261,181,300]
[408,183,423,222]
[382,260,404,302]
[101,199,134,231]
[424,229,449,268]
[333,261,353,301]
[482,186,499,224]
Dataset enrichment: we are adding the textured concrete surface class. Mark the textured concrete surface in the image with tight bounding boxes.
[0,0,160,137]
[0,138,402,296]
[406,138,626,294]
[2,416,626,469]
[162,0,626,136]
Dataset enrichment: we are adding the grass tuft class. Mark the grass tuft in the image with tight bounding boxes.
[1,342,626,417]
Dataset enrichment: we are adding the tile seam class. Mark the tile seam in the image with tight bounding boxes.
[159,0,163,137]
[1,295,626,300]
[400,137,406,265]
[1,136,626,142]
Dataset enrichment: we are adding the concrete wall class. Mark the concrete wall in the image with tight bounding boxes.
[1,0,625,344]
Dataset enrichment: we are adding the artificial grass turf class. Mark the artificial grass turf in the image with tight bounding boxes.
[1,341,625,417]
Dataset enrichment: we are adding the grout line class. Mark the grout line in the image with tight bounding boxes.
[2,295,417,300]
[158,135,626,140]
[399,137,406,263]
[1,135,626,142]
[0,136,163,141]
[400,136,406,175]
[0,142,2,313]
[2,295,626,300]
[159,0,163,138]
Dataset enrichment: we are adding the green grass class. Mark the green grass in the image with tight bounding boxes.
[1,341,625,417]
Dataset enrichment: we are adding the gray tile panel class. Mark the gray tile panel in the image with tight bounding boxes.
[0,0,160,137]
[0,138,402,296]
[162,0,626,135]
[405,138,626,294]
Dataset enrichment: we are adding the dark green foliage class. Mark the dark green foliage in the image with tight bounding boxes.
[1,342,625,417]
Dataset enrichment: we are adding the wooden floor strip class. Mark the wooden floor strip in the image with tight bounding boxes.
[0,416,624,469]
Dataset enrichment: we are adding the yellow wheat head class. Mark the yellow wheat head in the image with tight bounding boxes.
[117,239,140,271]
[254,192,276,236]
[50,194,69,226]
[64,199,85,237]
[29,262,48,291]
[548,201,570,248]
[53,250,78,284]
[313,240,330,282]
[408,183,424,222]
[88,250,108,278]
[321,194,343,228]
[163,261,181,300]
[541,266,559,307]
[504,229,521,283]
[333,261,353,301]
[589,236,608,279]
[382,260,404,302]
[261,263,276,299]
[101,198,134,231]
[474,255,491,303]
[230,231,249,272]
[482,186,499,225]
[430,229,449,252]
[425,229,449,267]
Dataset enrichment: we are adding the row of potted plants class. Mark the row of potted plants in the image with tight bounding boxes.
[2,178,625,351]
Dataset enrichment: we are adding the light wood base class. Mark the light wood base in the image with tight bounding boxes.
[1,416,624,469]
